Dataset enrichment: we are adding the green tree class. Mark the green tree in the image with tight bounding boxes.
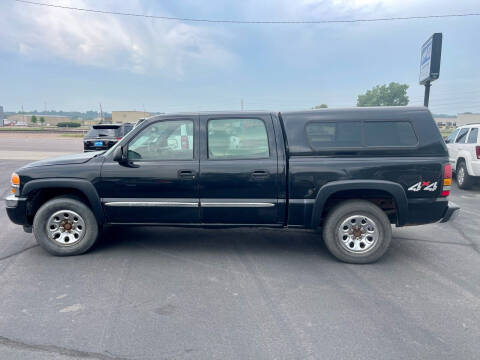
[312,104,328,109]
[357,82,409,107]
[31,115,37,125]
[39,117,45,126]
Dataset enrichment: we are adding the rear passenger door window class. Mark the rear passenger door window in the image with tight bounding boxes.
[306,122,362,149]
[467,128,478,143]
[455,128,469,144]
[207,118,269,159]
[364,121,417,147]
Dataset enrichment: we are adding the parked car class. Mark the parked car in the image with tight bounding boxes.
[6,107,458,263]
[445,124,480,189]
[83,123,134,152]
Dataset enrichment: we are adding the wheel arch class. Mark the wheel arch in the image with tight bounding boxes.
[456,153,473,175]
[311,180,408,228]
[22,178,105,224]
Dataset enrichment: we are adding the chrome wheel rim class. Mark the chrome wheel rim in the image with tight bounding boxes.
[337,215,378,254]
[46,210,85,246]
[457,167,465,185]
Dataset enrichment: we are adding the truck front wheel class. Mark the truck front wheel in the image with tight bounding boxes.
[33,197,99,256]
[322,200,392,264]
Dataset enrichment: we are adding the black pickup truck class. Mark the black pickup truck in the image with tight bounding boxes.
[5,107,458,263]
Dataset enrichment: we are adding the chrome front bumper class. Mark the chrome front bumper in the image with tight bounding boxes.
[5,194,29,226]
[5,194,26,208]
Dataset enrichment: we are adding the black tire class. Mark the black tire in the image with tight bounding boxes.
[33,196,99,256]
[456,161,473,189]
[322,200,392,264]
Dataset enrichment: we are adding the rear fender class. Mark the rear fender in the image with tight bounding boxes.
[311,180,408,228]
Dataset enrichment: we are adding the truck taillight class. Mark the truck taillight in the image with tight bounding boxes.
[441,164,452,197]
[476,146,480,159]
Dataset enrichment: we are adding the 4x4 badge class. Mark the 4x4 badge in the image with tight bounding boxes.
[408,181,438,192]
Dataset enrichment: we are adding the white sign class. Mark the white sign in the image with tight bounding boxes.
[419,37,433,84]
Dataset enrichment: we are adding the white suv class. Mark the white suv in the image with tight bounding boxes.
[445,124,480,189]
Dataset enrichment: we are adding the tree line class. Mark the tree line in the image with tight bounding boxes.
[313,82,409,109]
[4,110,112,120]
[30,115,45,125]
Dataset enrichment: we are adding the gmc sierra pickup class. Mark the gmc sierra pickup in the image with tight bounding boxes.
[5,107,459,263]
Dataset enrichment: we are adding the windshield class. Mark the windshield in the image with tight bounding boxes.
[86,127,120,138]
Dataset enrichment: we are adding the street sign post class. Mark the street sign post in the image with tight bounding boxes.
[419,33,442,107]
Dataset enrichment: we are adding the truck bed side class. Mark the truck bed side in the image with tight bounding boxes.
[279,107,449,228]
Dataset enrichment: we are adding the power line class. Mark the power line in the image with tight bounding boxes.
[13,0,480,24]
[410,94,480,104]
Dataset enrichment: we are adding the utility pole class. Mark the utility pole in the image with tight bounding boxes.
[99,103,104,124]
[21,104,25,124]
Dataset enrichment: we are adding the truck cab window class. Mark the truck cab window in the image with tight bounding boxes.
[127,120,194,160]
[208,118,269,159]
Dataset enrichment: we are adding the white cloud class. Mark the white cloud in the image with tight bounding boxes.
[237,0,480,21]
[0,0,235,75]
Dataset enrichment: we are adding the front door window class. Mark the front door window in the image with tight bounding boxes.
[128,120,194,161]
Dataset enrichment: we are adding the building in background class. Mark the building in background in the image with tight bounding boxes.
[434,116,456,129]
[434,113,480,129]
[7,114,73,126]
[83,118,101,126]
[456,113,480,127]
[112,111,151,124]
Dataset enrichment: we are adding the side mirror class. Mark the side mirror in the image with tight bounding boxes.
[113,146,126,162]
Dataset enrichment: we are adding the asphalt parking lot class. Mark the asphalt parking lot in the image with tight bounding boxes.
[1,134,480,359]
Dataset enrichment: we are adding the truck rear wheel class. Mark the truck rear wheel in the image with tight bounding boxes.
[322,200,392,264]
[33,197,99,256]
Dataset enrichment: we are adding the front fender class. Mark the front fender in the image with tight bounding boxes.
[21,178,105,224]
[311,180,408,228]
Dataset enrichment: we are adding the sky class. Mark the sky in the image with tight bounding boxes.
[0,0,479,115]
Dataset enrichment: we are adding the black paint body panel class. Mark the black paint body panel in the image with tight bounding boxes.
[7,107,453,229]
[198,113,281,224]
